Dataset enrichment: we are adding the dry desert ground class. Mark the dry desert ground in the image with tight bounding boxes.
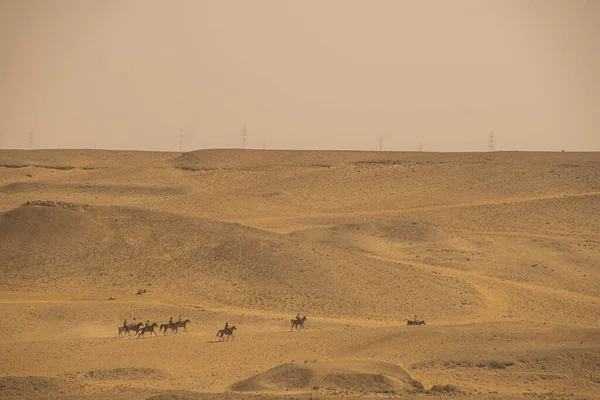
[0,149,599,400]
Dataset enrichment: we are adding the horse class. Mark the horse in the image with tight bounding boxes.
[117,325,129,337]
[291,316,307,331]
[173,319,191,334]
[216,325,237,341]
[137,322,158,338]
[126,322,144,337]
[159,322,176,336]
[407,320,426,325]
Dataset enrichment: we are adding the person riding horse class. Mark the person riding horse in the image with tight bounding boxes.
[217,324,236,341]
[169,316,173,325]
[123,319,127,327]
[291,314,306,331]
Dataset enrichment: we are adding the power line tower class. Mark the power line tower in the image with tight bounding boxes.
[377,137,383,151]
[488,130,495,152]
[262,140,266,149]
[240,124,248,149]
[28,132,34,149]
[419,142,424,152]
[179,128,184,152]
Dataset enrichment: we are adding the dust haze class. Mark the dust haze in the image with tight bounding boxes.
[1,2,600,400]
[1,0,599,151]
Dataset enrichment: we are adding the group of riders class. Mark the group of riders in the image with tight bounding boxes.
[216,313,307,341]
[119,314,189,337]
[120,312,421,338]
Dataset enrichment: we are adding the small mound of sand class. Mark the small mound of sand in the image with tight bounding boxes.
[84,367,169,381]
[22,200,90,212]
[146,392,250,400]
[232,364,313,391]
[0,163,76,170]
[231,361,416,394]
[0,376,64,398]
[430,384,461,393]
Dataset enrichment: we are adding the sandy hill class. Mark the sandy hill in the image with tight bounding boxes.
[230,360,423,394]
[0,149,599,400]
[0,200,481,322]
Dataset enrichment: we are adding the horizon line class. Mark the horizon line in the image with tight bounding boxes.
[0,147,597,154]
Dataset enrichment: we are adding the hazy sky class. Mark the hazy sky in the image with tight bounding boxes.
[0,0,598,152]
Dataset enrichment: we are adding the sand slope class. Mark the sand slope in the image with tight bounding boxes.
[0,201,482,321]
[1,149,599,399]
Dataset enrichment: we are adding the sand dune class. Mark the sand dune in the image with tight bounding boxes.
[1,149,599,399]
[0,201,482,322]
[231,360,422,394]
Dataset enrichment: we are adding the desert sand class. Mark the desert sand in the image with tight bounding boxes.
[0,149,599,400]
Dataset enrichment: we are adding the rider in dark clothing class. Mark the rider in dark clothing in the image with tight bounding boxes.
[224,322,229,331]
[169,316,173,325]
